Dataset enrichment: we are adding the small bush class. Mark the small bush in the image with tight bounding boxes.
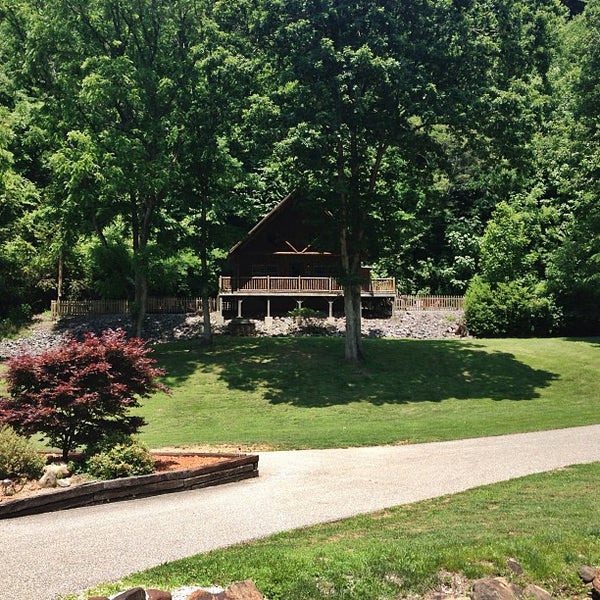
[85,438,155,480]
[288,307,326,319]
[0,304,33,338]
[0,424,45,480]
[465,276,560,337]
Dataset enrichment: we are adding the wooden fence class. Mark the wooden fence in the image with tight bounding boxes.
[51,297,215,319]
[394,295,464,312]
[51,294,464,318]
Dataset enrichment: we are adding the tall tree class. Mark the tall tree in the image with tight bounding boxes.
[252,0,564,361]
[169,1,255,341]
[543,0,600,333]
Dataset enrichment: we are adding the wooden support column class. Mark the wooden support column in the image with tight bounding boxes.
[237,299,243,318]
[265,298,273,326]
[327,299,335,323]
[296,300,303,310]
[216,296,225,325]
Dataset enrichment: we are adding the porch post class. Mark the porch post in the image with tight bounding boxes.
[237,299,243,318]
[296,299,303,310]
[327,299,334,323]
[265,298,273,326]
[216,295,225,325]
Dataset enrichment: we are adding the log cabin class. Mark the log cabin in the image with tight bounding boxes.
[217,192,396,322]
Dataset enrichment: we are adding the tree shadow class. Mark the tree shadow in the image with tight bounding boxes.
[157,337,558,407]
[562,336,600,346]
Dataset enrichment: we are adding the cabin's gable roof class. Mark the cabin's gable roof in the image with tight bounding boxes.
[228,192,296,258]
[229,192,334,259]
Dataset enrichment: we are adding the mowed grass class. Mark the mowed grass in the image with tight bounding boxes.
[138,336,600,449]
[82,462,600,600]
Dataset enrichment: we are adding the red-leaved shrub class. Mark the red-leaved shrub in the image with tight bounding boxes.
[0,329,169,459]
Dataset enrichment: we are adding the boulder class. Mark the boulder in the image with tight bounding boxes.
[507,559,524,575]
[472,577,522,600]
[187,581,263,600]
[38,463,70,488]
[187,591,219,600]
[579,565,598,584]
[523,584,552,600]
[113,588,146,600]
[147,590,172,600]
[222,580,264,600]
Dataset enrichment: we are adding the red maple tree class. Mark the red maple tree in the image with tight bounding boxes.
[0,329,169,459]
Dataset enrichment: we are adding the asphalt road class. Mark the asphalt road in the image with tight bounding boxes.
[1,425,599,600]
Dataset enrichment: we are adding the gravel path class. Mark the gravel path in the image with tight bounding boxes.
[1,425,599,600]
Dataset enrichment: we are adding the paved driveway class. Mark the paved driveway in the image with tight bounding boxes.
[1,425,599,600]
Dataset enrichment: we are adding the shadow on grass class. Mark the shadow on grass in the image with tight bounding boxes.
[156,337,558,407]
[563,336,600,346]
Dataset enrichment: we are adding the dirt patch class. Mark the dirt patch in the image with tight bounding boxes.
[153,453,230,472]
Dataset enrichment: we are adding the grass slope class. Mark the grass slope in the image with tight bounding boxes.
[139,336,600,449]
[83,462,600,600]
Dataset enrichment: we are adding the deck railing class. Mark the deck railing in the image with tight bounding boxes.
[394,295,464,311]
[219,276,396,295]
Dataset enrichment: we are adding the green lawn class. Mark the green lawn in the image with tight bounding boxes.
[81,462,600,600]
[138,336,600,449]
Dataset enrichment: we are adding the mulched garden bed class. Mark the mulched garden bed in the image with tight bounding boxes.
[0,451,259,519]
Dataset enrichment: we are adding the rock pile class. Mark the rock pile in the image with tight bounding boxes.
[91,580,263,600]
[0,311,466,359]
[470,577,551,600]
[77,562,600,600]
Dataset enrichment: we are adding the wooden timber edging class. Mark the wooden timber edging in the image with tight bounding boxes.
[0,453,259,519]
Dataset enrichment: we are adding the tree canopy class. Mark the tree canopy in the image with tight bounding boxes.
[0,0,598,350]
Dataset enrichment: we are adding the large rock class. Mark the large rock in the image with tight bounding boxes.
[38,463,70,488]
[523,584,552,600]
[506,559,523,575]
[147,590,172,600]
[472,577,523,600]
[222,580,264,600]
[113,588,146,600]
[579,565,598,584]
[187,581,263,600]
[187,591,217,600]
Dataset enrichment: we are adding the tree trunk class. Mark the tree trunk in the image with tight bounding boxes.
[133,268,148,338]
[57,248,63,304]
[200,191,213,343]
[201,295,212,342]
[344,282,364,363]
[340,200,364,363]
[131,194,150,339]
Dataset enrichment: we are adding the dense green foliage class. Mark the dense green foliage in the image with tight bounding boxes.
[0,424,44,481]
[0,0,599,336]
[84,438,155,480]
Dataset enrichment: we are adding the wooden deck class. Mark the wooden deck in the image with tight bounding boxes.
[219,276,396,297]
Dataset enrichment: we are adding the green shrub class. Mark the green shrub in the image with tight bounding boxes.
[465,276,561,337]
[288,307,325,319]
[0,424,45,480]
[85,438,155,480]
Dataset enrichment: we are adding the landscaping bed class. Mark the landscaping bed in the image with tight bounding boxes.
[0,451,259,519]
